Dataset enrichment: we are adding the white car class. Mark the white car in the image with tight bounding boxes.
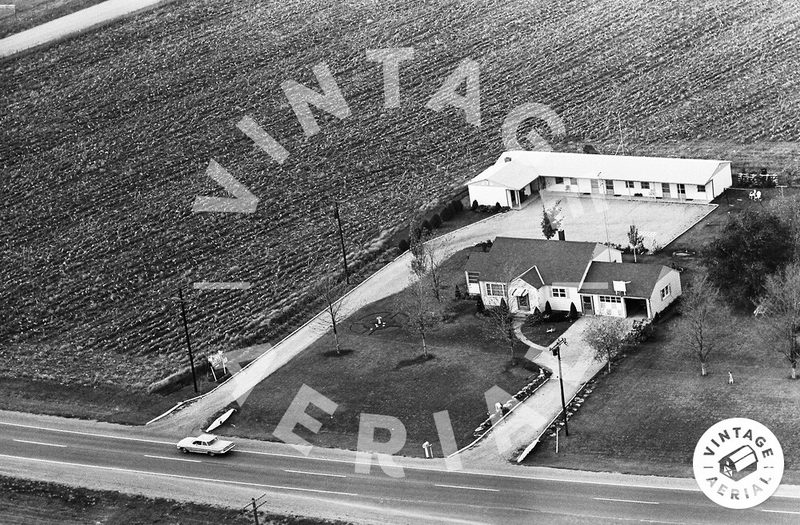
[176,433,235,456]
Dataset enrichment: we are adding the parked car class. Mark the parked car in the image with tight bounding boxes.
[176,433,235,456]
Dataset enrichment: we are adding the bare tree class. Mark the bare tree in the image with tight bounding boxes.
[584,318,628,374]
[396,275,441,358]
[628,224,644,263]
[308,255,348,356]
[678,272,729,376]
[483,296,518,364]
[409,231,444,303]
[759,262,800,379]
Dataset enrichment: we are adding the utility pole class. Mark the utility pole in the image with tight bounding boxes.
[551,337,569,436]
[333,201,349,284]
[178,288,198,393]
[598,171,612,262]
[251,498,260,525]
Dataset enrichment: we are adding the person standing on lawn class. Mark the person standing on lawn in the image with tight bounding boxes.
[728,370,734,384]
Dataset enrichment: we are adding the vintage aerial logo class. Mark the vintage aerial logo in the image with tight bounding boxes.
[693,417,784,509]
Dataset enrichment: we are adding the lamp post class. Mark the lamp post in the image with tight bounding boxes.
[177,287,198,394]
[551,336,569,436]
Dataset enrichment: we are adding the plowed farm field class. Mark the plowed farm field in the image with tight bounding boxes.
[1,0,799,400]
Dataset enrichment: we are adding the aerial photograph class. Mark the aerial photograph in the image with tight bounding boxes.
[1,0,799,523]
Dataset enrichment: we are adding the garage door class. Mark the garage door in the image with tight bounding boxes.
[597,295,625,317]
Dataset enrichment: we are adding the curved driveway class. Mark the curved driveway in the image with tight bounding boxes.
[154,195,712,454]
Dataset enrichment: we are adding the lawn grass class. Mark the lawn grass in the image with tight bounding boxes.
[526,310,800,483]
[0,374,217,425]
[229,248,539,457]
[520,312,573,347]
[525,187,800,482]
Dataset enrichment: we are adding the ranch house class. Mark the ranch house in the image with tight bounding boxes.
[466,151,732,208]
[464,237,682,319]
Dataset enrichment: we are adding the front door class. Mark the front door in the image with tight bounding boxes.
[581,295,593,314]
[517,294,530,311]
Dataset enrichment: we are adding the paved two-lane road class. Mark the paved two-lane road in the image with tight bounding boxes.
[0,413,798,524]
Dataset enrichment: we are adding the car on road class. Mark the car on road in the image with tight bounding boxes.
[176,433,235,456]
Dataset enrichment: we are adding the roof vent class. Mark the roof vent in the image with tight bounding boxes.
[504,156,512,163]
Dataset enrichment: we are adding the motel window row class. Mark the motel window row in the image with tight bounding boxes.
[552,178,706,194]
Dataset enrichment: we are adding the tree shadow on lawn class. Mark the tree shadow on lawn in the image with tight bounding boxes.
[395,353,436,369]
[322,348,354,357]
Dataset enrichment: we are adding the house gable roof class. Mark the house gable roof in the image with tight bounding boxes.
[470,150,730,187]
[579,261,674,298]
[465,237,601,286]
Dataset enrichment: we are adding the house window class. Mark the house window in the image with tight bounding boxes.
[555,177,564,184]
[551,287,567,298]
[662,183,671,195]
[570,178,578,185]
[625,181,635,189]
[467,272,479,284]
[697,184,706,192]
[486,283,507,297]
[599,295,622,303]
[605,180,614,191]
[660,284,671,300]
[677,184,686,196]
[641,182,650,189]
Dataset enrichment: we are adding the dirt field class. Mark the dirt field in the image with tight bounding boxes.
[0,475,349,524]
[0,0,110,39]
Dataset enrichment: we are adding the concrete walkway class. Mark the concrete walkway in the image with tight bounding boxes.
[458,317,627,466]
[0,0,173,58]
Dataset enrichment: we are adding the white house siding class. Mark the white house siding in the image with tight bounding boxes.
[576,178,593,194]
[542,285,580,312]
[468,185,510,208]
[481,281,507,308]
[648,269,683,315]
[710,165,733,199]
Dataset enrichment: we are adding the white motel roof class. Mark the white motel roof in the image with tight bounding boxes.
[467,151,731,190]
